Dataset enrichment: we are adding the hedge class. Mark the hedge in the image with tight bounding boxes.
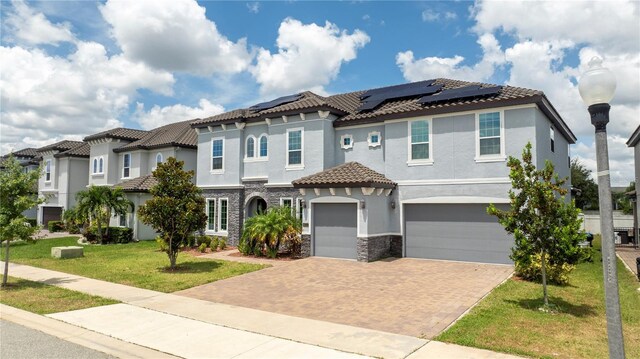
[48,220,64,232]
[86,226,134,244]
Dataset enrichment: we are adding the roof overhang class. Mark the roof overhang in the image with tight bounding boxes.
[627,125,640,147]
[292,181,396,189]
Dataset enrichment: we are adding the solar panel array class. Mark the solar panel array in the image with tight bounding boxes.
[418,85,502,105]
[249,93,303,112]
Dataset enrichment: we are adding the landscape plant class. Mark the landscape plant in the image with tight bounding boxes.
[138,157,207,269]
[488,143,585,307]
[62,207,86,234]
[0,156,43,287]
[240,206,302,258]
[211,236,219,251]
[76,185,132,244]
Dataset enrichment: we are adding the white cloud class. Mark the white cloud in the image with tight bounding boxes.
[396,33,504,82]
[4,0,75,45]
[100,0,252,76]
[133,99,225,130]
[421,9,457,22]
[250,18,370,96]
[247,2,260,14]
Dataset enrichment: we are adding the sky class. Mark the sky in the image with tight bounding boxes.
[0,0,638,186]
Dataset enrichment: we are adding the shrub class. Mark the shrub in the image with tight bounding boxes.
[515,253,575,285]
[48,220,64,232]
[218,237,227,250]
[108,227,133,244]
[211,236,219,251]
[25,218,37,227]
[156,236,168,252]
[197,235,212,247]
[241,206,302,258]
[62,207,86,234]
[198,243,208,253]
[185,234,197,247]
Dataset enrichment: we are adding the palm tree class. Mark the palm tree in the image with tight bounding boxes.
[241,206,301,258]
[104,186,133,238]
[76,185,110,244]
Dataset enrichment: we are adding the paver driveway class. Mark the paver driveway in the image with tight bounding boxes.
[176,257,513,338]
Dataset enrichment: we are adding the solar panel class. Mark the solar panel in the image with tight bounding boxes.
[358,81,442,112]
[249,93,303,111]
[418,85,502,105]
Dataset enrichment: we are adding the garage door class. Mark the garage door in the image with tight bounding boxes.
[405,204,512,264]
[42,206,63,227]
[313,203,357,260]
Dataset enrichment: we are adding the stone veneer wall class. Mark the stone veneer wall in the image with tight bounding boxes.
[299,234,311,258]
[356,235,403,262]
[201,188,242,246]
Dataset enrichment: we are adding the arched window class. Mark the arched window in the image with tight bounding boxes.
[98,157,104,173]
[259,135,268,157]
[93,158,98,174]
[246,137,255,158]
[156,153,163,165]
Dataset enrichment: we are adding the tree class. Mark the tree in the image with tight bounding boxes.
[138,157,207,269]
[76,185,111,244]
[104,186,133,238]
[570,158,599,210]
[489,143,585,307]
[614,182,635,215]
[241,206,302,258]
[0,156,44,287]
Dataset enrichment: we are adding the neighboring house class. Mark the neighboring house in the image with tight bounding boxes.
[84,121,198,240]
[626,125,639,240]
[1,147,41,219]
[191,78,576,264]
[36,140,90,226]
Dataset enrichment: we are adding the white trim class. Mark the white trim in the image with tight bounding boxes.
[382,103,537,126]
[318,110,330,119]
[242,176,268,182]
[268,117,329,127]
[362,232,402,238]
[280,197,294,214]
[210,137,225,174]
[122,153,131,179]
[245,135,256,159]
[397,177,511,186]
[44,159,52,182]
[285,127,304,170]
[407,118,434,166]
[265,183,294,188]
[309,198,363,248]
[340,134,354,149]
[258,134,268,158]
[221,124,227,131]
[313,188,321,196]
[345,187,351,196]
[367,131,382,147]
[205,198,217,232]
[265,118,271,126]
[199,185,244,189]
[282,115,288,123]
[218,197,229,233]
[402,196,510,204]
[299,113,306,121]
[235,122,246,130]
[207,126,215,133]
[361,187,375,195]
[299,188,306,195]
[296,197,306,223]
[329,188,336,195]
[475,110,506,162]
[155,152,163,165]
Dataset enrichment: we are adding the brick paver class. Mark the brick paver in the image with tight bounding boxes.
[176,257,513,338]
[617,247,640,276]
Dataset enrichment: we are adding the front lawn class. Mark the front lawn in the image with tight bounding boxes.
[1,276,119,314]
[1,237,267,293]
[436,239,640,358]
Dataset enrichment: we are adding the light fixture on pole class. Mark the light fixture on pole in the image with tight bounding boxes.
[578,56,625,359]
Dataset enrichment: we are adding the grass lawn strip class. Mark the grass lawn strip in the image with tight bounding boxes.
[0,275,119,315]
[436,238,640,359]
[1,237,267,293]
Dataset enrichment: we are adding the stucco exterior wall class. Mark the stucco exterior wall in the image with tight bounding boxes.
[534,108,571,188]
[89,141,127,186]
[67,157,89,208]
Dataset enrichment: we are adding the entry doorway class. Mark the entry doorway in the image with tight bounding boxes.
[246,197,267,218]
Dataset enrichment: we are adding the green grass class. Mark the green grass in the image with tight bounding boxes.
[1,237,266,293]
[436,239,640,359]
[0,275,118,314]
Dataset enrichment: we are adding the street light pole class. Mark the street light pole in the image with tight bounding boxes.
[579,57,625,359]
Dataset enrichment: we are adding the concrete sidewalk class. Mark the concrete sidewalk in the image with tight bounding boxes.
[2,261,524,359]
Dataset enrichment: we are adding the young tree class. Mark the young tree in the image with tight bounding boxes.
[570,158,599,210]
[76,185,110,244]
[0,156,44,287]
[138,157,207,269]
[489,143,585,307]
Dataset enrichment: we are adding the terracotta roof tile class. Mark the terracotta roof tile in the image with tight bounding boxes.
[292,162,396,188]
[115,174,158,192]
[84,128,149,141]
[37,140,85,153]
[55,143,90,158]
[6,147,39,158]
[114,120,197,152]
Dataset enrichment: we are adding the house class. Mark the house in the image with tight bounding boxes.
[1,147,42,219]
[36,140,90,226]
[83,121,198,240]
[190,78,576,264]
[626,125,639,241]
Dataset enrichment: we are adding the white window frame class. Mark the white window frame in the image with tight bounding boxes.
[98,156,104,174]
[122,153,131,179]
[45,159,52,182]
[218,198,229,233]
[92,156,104,175]
[245,135,256,159]
[407,119,433,166]
[475,110,506,162]
[296,197,305,223]
[367,131,382,148]
[258,134,268,158]
[92,158,98,174]
[280,197,294,214]
[206,198,217,232]
[118,213,128,227]
[210,137,225,174]
[340,134,354,149]
[550,126,555,153]
[286,127,304,170]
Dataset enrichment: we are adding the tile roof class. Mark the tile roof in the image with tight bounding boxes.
[114,119,197,153]
[627,124,640,147]
[114,174,158,192]
[55,143,90,158]
[83,128,149,142]
[292,162,396,189]
[5,147,39,158]
[37,140,85,153]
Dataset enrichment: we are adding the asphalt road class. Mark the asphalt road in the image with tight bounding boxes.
[0,320,116,359]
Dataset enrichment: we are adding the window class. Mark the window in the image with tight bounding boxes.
[207,199,216,231]
[119,214,127,227]
[340,134,353,149]
[287,129,303,167]
[155,153,163,165]
[368,131,381,147]
[219,198,228,232]
[246,136,255,158]
[478,112,502,157]
[211,138,224,171]
[550,126,555,152]
[296,198,305,223]
[410,120,430,161]
[98,157,104,173]
[280,198,293,214]
[259,135,268,157]
[123,153,131,178]
[45,160,51,182]
[93,158,98,174]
